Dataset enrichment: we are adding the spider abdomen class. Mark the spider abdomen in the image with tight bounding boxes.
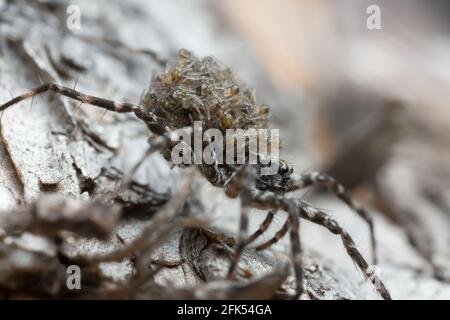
[142,49,270,133]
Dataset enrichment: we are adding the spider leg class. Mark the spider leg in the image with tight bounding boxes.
[255,215,289,251]
[225,165,253,279]
[0,83,171,135]
[245,210,276,245]
[250,190,304,299]
[296,199,391,300]
[1,83,136,113]
[290,172,377,264]
[226,201,251,279]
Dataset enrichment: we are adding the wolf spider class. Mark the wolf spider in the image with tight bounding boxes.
[0,49,390,299]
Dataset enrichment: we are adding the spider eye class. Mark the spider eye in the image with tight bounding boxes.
[279,162,293,177]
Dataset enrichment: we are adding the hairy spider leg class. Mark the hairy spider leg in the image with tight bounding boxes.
[290,172,377,264]
[296,199,391,300]
[225,165,253,279]
[0,82,170,135]
[250,190,304,299]
[255,216,289,251]
[245,210,276,245]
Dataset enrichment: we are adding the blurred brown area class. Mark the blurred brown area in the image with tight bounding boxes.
[221,0,450,282]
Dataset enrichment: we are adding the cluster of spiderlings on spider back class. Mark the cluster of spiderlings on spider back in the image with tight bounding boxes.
[140,49,271,133]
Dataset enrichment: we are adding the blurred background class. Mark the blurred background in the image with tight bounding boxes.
[223,0,450,298]
[0,0,449,299]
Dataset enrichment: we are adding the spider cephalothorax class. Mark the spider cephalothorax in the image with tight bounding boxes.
[256,159,294,193]
[0,48,390,299]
